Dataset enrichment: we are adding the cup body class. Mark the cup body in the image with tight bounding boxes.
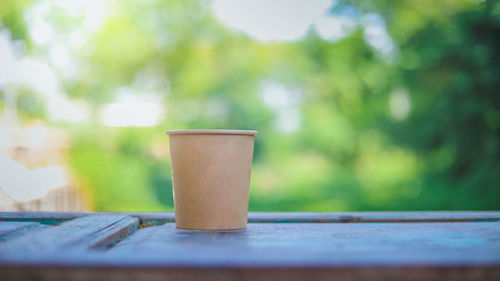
[167,129,257,230]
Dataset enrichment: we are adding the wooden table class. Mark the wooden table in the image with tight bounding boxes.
[0,211,499,280]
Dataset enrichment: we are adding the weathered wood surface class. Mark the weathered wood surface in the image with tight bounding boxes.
[1,211,500,226]
[102,222,500,267]
[0,222,39,236]
[0,215,138,253]
[0,211,89,225]
[247,211,500,223]
[1,221,499,267]
[0,212,499,281]
[0,222,45,241]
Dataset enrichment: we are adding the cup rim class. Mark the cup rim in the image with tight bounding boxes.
[166,129,257,136]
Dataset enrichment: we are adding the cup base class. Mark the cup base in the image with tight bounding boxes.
[175,225,247,231]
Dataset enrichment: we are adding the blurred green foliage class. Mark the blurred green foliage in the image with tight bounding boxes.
[2,0,499,211]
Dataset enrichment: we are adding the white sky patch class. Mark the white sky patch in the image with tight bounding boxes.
[389,89,411,121]
[260,80,303,133]
[0,30,17,84]
[260,81,302,109]
[49,44,80,80]
[362,13,399,63]
[100,88,165,127]
[67,29,89,50]
[16,60,59,97]
[314,14,357,42]
[49,44,70,69]
[56,0,108,33]
[211,0,332,42]
[0,31,60,98]
[29,20,55,46]
[132,67,171,94]
[24,1,54,46]
[261,83,290,109]
[275,108,302,134]
[211,0,399,59]
[47,97,90,123]
[49,44,73,69]
[23,0,110,77]
[0,130,10,150]
[25,0,108,44]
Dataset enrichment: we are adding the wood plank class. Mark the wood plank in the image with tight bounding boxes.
[0,215,139,254]
[0,212,87,225]
[1,222,499,280]
[134,211,500,225]
[1,211,500,226]
[0,222,39,236]
[247,211,500,223]
[2,222,497,267]
[0,222,46,242]
[1,265,499,281]
[101,222,500,267]
[0,217,499,280]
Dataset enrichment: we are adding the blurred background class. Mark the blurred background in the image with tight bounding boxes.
[0,0,499,212]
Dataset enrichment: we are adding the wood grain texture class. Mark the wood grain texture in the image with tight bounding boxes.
[132,211,500,226]
[0,211,87,225]
[1,222,498,267]
[0,215,138,255]
[1,212,500,281]
[1,211,499,226]
[247,211,500,223]
[0,222,46,242]
[103,222,500,267]
[0,222,39,236]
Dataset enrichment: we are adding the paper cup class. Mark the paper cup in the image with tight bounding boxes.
[166,129,257,230]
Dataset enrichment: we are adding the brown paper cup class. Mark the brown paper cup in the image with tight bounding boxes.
[166,129,257,230]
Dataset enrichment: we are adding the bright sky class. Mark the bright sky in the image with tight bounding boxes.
[211,0,397,56]
[212,0,333,42]
[260,81,303,133]
[100,88,165,127]
[0,31,59,98]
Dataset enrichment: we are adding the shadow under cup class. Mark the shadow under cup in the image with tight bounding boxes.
[166,130,257,230]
